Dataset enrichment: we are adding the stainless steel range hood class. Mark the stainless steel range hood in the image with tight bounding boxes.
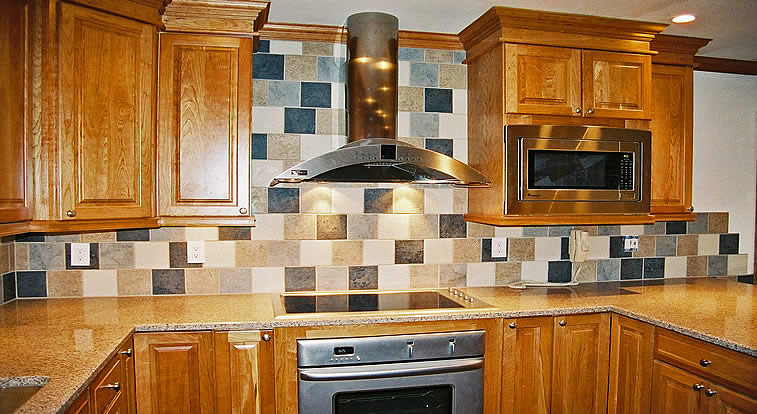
[269,12,490,187]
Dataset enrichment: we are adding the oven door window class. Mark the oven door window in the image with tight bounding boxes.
[334,385,452,414]
[528,150,633,190]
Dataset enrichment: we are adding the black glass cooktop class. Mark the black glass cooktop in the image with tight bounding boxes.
[282,292,464,314]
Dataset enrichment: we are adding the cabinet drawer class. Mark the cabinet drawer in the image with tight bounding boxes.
[91,354,123,413]
[655,329,757,397]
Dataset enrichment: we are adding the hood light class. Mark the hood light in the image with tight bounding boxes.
[671,14,696,23]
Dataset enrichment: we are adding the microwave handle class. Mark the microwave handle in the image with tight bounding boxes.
[299,358,484,381]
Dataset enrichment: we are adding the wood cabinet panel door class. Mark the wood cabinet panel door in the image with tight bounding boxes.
[501,316,553,414]
[504,44,581,116]
[58,3,156,220]
[582,51,651,119]
[134,332,215,414]
[215,330,275,414]
[608,314,655,414]
[650,64,693,215]
[551,313,610,414]
[0,0,31,223]
[157,34,251,218]
[651,361,705,414]
[709,384,757,414]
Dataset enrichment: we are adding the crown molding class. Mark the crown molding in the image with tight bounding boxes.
[651,34,711,66]
[694,56,757,76]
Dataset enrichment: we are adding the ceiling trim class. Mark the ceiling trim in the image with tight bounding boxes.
[694,56,757,76]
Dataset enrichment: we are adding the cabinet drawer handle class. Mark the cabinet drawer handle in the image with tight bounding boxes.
[262,333,271,341]
[99,382,120,391]
[693,383,704,391]
[586,108,594,114]
[558,320,566,327]
[704,389,717,397]
[575,107,582,114]
[687,206,694,212]
[120,349,132,357]
[699,359,712,367]
[508,322,517,329]
[239,207,248,214]
[66,210,76,218]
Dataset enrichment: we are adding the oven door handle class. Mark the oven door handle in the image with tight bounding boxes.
[299,358,484,381]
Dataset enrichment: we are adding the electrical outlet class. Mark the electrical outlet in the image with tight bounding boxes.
[622,235,640,252]
[187,240,205,263]
[70,243,90,266]
[492,237,508,258]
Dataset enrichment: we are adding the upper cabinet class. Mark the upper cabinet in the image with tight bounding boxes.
[581,50,651,120]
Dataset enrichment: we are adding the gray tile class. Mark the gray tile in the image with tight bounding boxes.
[364,189,393,213]
[267,80,300,106]
[643,258,665,279]
[29,243,65,270]
[317,57,345,82]
[708,255,727,276]
[453,51,466,64]
[219,227,252,241]
[548,226,573,237]
[220,268,252,293]
[597,259,620,281]
[620,258,643,280]
[395,240,424,264]
[643,222,666,235]
[3,272,16,302]
[99,243,134,269]
[348,266,378,289]
[16,271,46,297]
[522,227,548,237]
[116,229,149,241]
[409,113,439,137]
[268,188,300,213]
[317,215,347,240]
[687,213,709,234]
[399,47,425,61]
[152,269,185,295]
[149,227,185,241]
[439,214,466,238]
[409,62,438,87]
[268,241,300,267]
[285,267,316,291]
[598,225,620,236]
[440,264,467,287]
[655,236,677,256]
[348,215,378,240]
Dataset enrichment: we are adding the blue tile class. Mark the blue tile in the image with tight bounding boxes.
[3,272,16,302]
[317,57,345,82]
[643,258,665,279]
[16,271,46,297]
[453,51,466,64]
[666,221,687,234]
[152,269,185,295]
[708,255,727,276]
[301,82,331,108]
[424,88,452,113]
[253,53,284,80]
[117,229,149,241]
[364,189,393,214]
[409,113,439,137]
[284,108,315,134]
[16,233,45,242]
[597,259,620,281]
[548,261,572,283]
[252,134,267,159]
[609,236,631,258]
[523,227,548,237]
[257,39,270,53]
[482,239,506,262]
[719,233,739,254]
[620,258,643,280]
[560,237,570,260]
[440,214,466,238]
[425,139,453,157]
[410,62,438,87]
[549,226,573,237]
[267,81,301,107]
[399,47,425,61]
[598,225,620,236]
[268,188,300,213]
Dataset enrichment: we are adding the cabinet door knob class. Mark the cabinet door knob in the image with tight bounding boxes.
[699,359,712,367]
[688,206,694,212]
[508,322,517,329]
[558,320,567,327]
[120,348,132,357]
[575,107,582,114]
[239,207,248,215]
[704,389,717,397]
[586,108,594,114]
[66,210,76,218]
[693,383,704,391]
[262,333,271,341]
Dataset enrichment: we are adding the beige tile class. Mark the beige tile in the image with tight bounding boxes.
[284,55,317,81]
[424,188,453,214]
[250,187,268,214]
[300,240,333,266]
[362,240,395,265]
[393,187,424,214]
[727,254,748,275]
[252,267,285,293]
[99,243,135,269]
[332,240,362,266]
[708,212,729,233]
[377,214,409,239]
[521,261,549,283]
[397,137,424,147]
[424,239,453,264]
[6,243,14,273]
[185,227,219,241]
[634,235,656,258]
[15,243,29,270]
[409,264,438,288]
[377,264,410,289]
[439,64,466,89]
[665,257,687,278]
[467,222,494,238]
[185,268,220,294]
[117,269,152,296]
[508,238,535,262]
[331,188,363,214]
[82,270,118,297]
[453,239,480,263]
[149,227,185,242]
[134,242,169,269]
[409,215,439,239]
[677,235,698,256]
[398,87,424,112]
[302,187,333,213]
[253,79,268,105]
[573,260,597,282]
[285,214,316,240]
[495,227,523,238]
[439,264,467,287]
[235,241,269,267]
[534,237,561,261]
[424,49,453,63]
[316,266,348,291]
[453,189,467,214]
[495,262,522,285]
[302,41,333,56]
[316,109,334,135]
[267,133,300,160]
[587,236,610,260]
[220,268,252,293]
[267,240,300,267]
[205,241,236,267]
[46,234,81,242]
[698,234,719,255]
[0,243,9,274]
[467,262,495,286]
[47,270,83,297]
[252,214,285,240]
[348,215,378,239]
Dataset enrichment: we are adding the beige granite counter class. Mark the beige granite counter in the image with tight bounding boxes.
[1,277,754,413]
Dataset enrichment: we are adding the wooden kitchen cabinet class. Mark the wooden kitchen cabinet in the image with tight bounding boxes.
[215,330,275,413]
[607,314,655,414]
[134,331,216,414]
[500,316,553,414]
[582,50,651,120]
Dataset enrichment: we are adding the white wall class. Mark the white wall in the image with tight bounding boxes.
[692,71,757,273]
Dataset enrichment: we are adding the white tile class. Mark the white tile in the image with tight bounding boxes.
[378,264,410,289]
[333,42,347,58]
[300,240,333,266]
[453,89,467,114]
[251,107,285,133]
[439,113,467,138]
[316,266,348,291]
[466,262,496,287]
[204,241,236,267]
[534,237,562,261]
[269,39,302,55]
[398,112,410,137]
[252,159,284,187]
[300,134,333,160]
[331,82,345,109]
[252,267,285,293]
[727,254,748,275]
[363,240,395,265]
[453,139,467,163]
[331,134,347,149]
[424,239,454,264]
[521,261,549,283]
[495,227,523,237]
[377,214,409,239]
[399,61,411,86]
[664,256,687,278]
[620,225,645,236]
[587,236,610,260]
[134,242,169,269]
[332,187,363,214]
[424,188,453,214]
[252,214,284,240]
[302,187,333,213]
[82,270,118,297]
[185,227,219,241]
[698,234,719,255]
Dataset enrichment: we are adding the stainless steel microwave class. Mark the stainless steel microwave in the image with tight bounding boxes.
[504,125,651,215]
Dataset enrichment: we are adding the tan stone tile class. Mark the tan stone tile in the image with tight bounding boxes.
[633,235,656,258]
[284,214,316,240]
[397,137,424,147]
[267,134,300,160]
[424,49,453,63]
[677,235,698,256]
[495,262,521,285]
[47,270,83,297]
[0,244,9,274]
[687,256,707,276]
[508,238,535,261]
[235,241,269,267]
[302,41,333,56]
[185,268,220,294]
[316,108,334,135]
[409,215,439,239]
[285,55,317,81]
[15,243,29,270]
[302,187,332,214]
[117,269,151,296]
[100,243,135,269]
[573,260,597,282]
[316,266,348,290]
[409,264,438,288]
[708,213,729,233]
[393,187,424,213]
[439,264,466,287]
[46,234,81,242]
[453,239,480,263]
[334,109,346,135]
[332,240,362,266]
[148,227,185,242]
[251,187,268,214]
[453,189,467,214]
[467,222,494,238]
[268,240,301,267]
[439,64,466,89]
[398,87,424,112]
[348,215,378,239]
[253,79,268,105]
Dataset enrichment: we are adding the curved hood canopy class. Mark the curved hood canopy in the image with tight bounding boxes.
[270,12,490,188]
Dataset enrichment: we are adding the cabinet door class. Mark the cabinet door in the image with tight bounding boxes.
[119,339,136,414]
[651,361,705,414]
[58,3,156,220]
[608,314,655,414]
[157,34,251,219]
[0,0,31,223]
[134,332,215,414]
[551,313,610,414]
[582,51,651,119]
[65,389,91,414]
[504,44,581,116]
[215,330,275,414]
[709,384,757,414]
[501,317,553,414]
[650,64,693,215]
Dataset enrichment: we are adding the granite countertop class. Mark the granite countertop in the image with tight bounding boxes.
[1,277,754,413]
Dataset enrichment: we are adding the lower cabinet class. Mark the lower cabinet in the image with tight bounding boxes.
[215,330,275,414]
[608,314,655,414]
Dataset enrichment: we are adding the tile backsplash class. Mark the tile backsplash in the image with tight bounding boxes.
[0,40,749,302]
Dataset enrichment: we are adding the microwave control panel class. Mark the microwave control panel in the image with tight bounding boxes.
[619,155,634,190]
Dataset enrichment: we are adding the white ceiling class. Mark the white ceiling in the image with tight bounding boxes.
[266,0,757,60]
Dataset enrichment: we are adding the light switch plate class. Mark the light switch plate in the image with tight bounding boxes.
[622,235,640,252]
[70,243,90,266]
[492,237,508,258]
[187,240,205,263]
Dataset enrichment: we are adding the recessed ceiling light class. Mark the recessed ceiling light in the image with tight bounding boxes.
[671,14,696,23]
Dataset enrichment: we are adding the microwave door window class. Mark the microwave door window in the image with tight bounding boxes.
[529,150,623,190]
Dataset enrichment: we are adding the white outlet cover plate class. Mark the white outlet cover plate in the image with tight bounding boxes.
[187,240,205,264]
[70,242,90,266]
[492,237,508,258]
[622,235,640,252]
